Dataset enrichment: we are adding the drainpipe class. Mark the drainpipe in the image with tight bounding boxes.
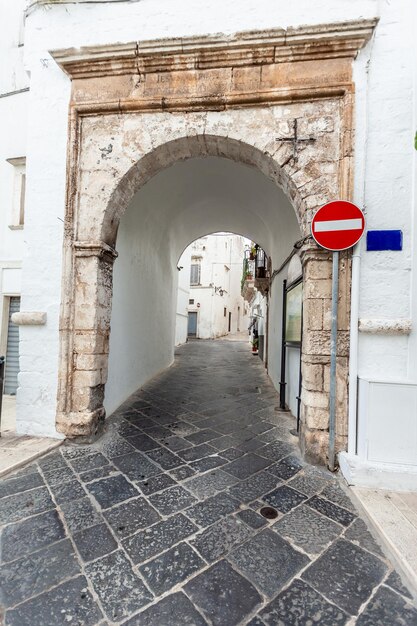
[348,32,375,455]
[346,30,375,457]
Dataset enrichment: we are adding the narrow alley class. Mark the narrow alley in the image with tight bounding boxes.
[1,340,416,625]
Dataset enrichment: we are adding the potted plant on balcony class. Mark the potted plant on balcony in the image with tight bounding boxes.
[252,335,259,354]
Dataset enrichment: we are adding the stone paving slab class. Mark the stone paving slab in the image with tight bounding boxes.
[4,576,103,626]
[228,529,310,598]
[184,560,262,626]
[302,539,388,615]
[259,578,349,625]
[1,340,416,625]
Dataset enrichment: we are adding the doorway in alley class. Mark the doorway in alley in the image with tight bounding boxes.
[187,312,197,338]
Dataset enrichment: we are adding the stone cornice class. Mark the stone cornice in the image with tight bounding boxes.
[74,240,118,261]
[359,318,412,335]
[51,19,377,79]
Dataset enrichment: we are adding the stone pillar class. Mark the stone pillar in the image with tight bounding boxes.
[299,244,351,465]
[56,241,117,440]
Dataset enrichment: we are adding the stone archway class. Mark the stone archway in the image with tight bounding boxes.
[52,20,376,463]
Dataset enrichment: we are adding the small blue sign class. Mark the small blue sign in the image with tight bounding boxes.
[366,230,403,251]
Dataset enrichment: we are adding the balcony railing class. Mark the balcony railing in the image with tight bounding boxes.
[241,245,270,299]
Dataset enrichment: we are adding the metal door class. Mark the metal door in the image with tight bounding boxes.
[4,296,20,394]
[187,311,198,337]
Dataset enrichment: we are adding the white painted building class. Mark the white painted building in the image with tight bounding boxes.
[0,0,28,399]
[177,233,248,341]
[0,0,416,487]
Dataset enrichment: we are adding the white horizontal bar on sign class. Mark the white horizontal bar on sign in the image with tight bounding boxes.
[314,218,362,232]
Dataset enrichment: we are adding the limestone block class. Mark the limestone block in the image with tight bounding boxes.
[73,331,109,355]
[304,194,329,210]
[322,303,332,331]
[303,298,323,331]
[291,167,314,188]
[303,330,331,356]
[302,247,331,269]
[11,312,47,326]
[304,405,329,430]
[300,425,328,465]
[323,360,349,396]
[57,406,105,439]
[299,175,336,202]
[73,369,102,388]
[75,353,108,371]
[70,387,91,412]
[322,361,348,438]
[336,331,350,357]
[301,354,330,366]
[302,362,323,391]
[300,426,347,467]
[304,278,332,300]
[297,115,335,135]
[301,389,328,410]
[303,330,349,357]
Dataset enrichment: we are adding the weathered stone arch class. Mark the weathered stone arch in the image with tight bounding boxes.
[52,20,376,463]
[101,133,307,247]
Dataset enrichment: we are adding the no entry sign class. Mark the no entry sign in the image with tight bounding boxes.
[310,200,365,472]
[311,201,365,251]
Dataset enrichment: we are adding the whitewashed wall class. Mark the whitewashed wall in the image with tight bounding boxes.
[0,0,28,362]
[104,194,176,416]
[352,0,416,381]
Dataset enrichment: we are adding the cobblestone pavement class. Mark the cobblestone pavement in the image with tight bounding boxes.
[1,341,416,626]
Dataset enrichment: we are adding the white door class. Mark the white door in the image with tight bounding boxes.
[187,311,198,337]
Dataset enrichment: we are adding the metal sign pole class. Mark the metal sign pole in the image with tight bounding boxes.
[311,200,365,471]
[328,251,339,472]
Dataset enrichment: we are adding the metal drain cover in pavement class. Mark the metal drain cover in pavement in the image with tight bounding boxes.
[260,506,279,520]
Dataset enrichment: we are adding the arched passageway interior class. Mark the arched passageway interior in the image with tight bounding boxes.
[104,156,301,421]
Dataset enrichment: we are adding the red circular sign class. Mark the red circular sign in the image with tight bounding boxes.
[311,201,365,251]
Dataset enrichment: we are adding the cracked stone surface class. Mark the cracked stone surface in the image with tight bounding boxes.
[0,341,416,625]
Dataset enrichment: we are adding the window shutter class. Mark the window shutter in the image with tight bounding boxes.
[190,264,201,285]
